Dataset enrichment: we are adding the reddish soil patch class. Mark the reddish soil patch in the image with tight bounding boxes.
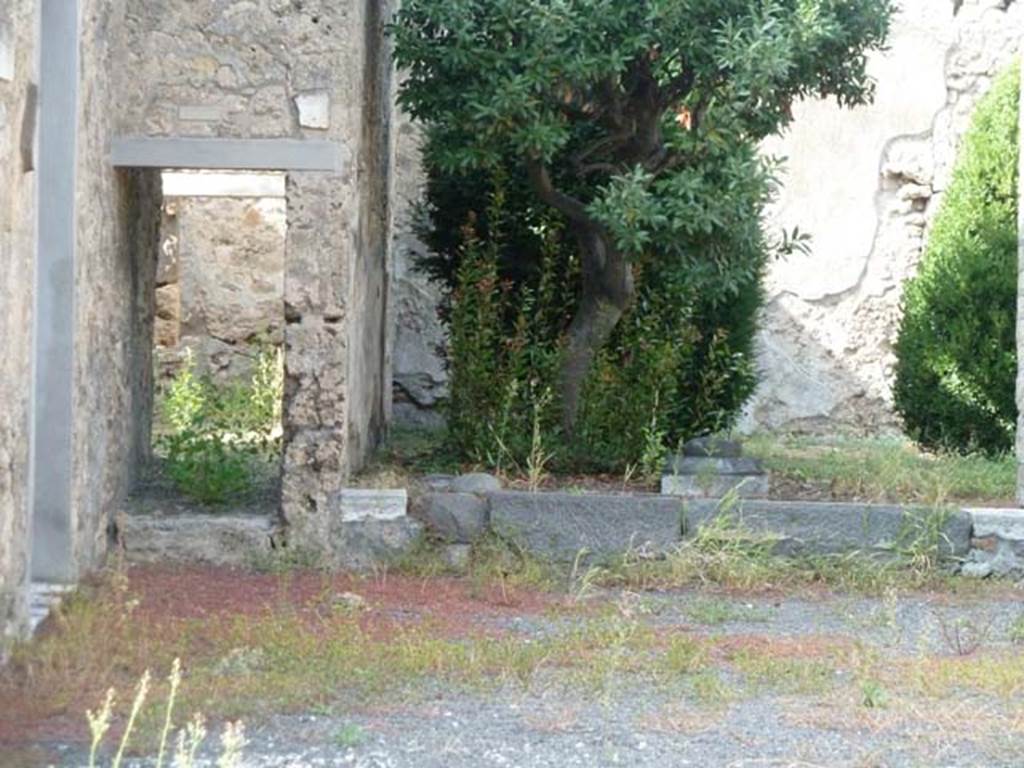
[124,564,564,634]
[0,565,567,758]
[711,633,858,661]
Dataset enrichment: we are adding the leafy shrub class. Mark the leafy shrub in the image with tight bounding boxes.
[893,66,1019,455]
[394,0,892,435]
[437,155,768,474]
[157,348,283,505]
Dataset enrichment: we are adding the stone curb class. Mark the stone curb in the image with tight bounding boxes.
[415,492,978,563]
[487,491,685,561]
[118,513,280,567]
[683,499,972,558]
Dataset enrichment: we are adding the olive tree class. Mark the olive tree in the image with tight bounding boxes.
[392,0,893,435]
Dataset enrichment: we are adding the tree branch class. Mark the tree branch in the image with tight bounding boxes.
[526,157,592,225]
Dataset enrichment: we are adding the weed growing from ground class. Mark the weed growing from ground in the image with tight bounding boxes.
[860,678,890,709]
[85,659,245,768]
[1009,613,1024,645]
[334,723,366,749]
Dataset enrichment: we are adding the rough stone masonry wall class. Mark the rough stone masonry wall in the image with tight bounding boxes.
[116,0,396,557]
[740,0,1023,433]
[387,0,1024,436]
[0,0,36,648]
[390,112,448,428]
[73,0,163,576]
[155,194,286,384]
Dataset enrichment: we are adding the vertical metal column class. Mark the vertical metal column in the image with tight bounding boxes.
[1017,53,1024,507]
[30,0,78,582]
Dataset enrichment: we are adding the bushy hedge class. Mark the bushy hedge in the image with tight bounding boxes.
[893,65,1019,455]
[418,140,767,474]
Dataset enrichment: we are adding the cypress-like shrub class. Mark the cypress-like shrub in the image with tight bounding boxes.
[893,65,1019,455]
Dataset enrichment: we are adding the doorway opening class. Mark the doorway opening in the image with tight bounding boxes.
[140,170,287,515]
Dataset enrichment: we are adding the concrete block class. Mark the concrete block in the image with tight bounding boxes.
[418,492,489,543]
[334,489,408,522]
[118,514,279,567]
[488,492,684,561]
[295,91,330,129]
[684,499,972,559]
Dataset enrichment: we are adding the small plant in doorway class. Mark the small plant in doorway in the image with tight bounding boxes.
[157,347,283,505]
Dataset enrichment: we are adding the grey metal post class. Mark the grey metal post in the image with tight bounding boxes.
[30,0,79,582]
[1018,53,1024,506]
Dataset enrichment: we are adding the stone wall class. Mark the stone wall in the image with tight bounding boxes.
[72,0,163,577]
[740,0,1023,433]
[156,191,286,384]
[390,114,448,428]
[117,0,397,555]
[0,0,36,648]
[387,0,1024,437]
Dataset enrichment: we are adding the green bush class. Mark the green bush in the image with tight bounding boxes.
[893,65,1019,455]
[157,348,283,505]
[434,150,768,474]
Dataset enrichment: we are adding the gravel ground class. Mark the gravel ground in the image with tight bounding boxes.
[43,586,1024,768]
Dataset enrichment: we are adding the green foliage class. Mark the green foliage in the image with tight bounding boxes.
[395,0,892,461]
[157,348,283,505]
[436,166,763,473]
[393,0,891,263]
[894,66,1020,455]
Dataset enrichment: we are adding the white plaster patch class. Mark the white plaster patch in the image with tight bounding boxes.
[338,489,408,522]
[295,91,330,130]
[0,22,13,82]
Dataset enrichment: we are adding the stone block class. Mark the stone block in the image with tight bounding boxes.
[118,514,279,567]
[488,492,684,561]
[333,489,408,522]
[295,91,330,129]
[422,474,456,492]
[682,436,743,458]
[666,456,764,475]
[960,508,1024,577]
[442,544,472,570]
[684,500,972,559]
[661,473,770,499]
[418,492,489,543]
[451,473,502,494]
[966,508,1024,543]
[662,455,768,499]
[327,517,425,571]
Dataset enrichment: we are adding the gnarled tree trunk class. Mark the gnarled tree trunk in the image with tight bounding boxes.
[526,157,635,436]
[560,226,634,436]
